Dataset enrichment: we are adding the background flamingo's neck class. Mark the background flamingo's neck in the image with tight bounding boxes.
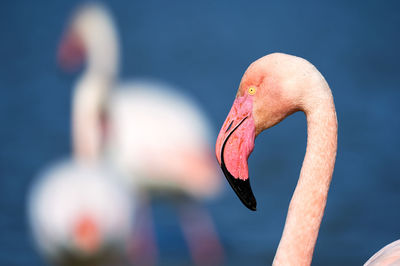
[84,25,119,80]
[73,26,118,161]
[72,10,119,161]
[72,75,111,162]
[273,88,337,266]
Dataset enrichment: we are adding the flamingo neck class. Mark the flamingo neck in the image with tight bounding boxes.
[72,12,119,161]
[80,12,119,80]
[85,35,119,80]
[273,88,337,265]
[73,59,115,162]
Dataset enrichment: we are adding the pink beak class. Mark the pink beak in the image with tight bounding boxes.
[215,95,257,211]
[73,214,101,254]
[57,29,85,71]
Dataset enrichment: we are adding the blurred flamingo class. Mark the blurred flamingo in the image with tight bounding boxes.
[215,53,337,265]
[58,3,224,265]
[28,159,136,266]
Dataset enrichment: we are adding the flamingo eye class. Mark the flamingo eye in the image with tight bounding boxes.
[248,87,256,95]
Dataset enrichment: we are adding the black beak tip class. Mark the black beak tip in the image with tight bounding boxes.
[221,160,257,211]
[243,201,257,211]
[227,175,257,211]
[245,197,257,211]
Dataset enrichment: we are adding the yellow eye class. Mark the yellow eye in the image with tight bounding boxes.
[248,87,256,95]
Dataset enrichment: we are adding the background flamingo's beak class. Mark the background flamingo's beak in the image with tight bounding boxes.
[58,29,85,71]
[73,214,101,254]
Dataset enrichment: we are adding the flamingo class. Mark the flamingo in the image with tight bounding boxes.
[215,52,337,265]
[28,159,136,266]
[58,3,223,264]
[215,52,400,265]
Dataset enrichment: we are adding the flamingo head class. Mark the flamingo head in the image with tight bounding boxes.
[57,3,116,72]
[215,53,305,211]
[57,5,92,72]
[58,27,85,71]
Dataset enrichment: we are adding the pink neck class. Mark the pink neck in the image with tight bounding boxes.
[273,96,337,265]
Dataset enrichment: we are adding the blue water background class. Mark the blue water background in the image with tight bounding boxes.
[1,0,400,265]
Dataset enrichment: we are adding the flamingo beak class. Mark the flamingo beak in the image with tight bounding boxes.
[73,214,101,254]
[58,29,85,71]
[215,96,257,211]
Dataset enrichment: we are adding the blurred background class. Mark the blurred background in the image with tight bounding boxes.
[1,0,400,265]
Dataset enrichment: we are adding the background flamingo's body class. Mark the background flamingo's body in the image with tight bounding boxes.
[108,81,220,197]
